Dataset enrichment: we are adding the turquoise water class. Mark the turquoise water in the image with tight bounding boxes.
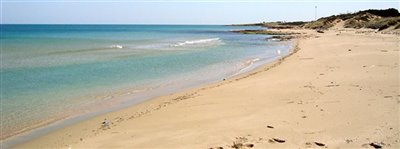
[0,25,292,140]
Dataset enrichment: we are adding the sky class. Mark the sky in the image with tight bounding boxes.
[1,0,399,24]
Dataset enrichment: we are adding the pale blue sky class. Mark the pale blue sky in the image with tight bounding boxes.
[1,0,399,24]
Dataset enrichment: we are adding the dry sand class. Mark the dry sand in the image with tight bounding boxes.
[13,29,399,149]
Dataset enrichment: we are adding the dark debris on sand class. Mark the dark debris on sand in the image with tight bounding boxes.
[270,138,286,143]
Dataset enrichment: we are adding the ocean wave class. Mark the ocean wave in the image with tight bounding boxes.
[171,38,221,47]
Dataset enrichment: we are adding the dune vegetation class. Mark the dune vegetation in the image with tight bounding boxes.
[233,8,400,32]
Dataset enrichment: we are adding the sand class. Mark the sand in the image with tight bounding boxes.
[13,29,399,149]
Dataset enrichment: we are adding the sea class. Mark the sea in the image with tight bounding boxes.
[0,25,292,147]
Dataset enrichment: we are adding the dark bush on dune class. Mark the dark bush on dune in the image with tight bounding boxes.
[363,8,400,17]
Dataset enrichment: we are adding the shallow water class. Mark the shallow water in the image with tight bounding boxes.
[0,25,292,142]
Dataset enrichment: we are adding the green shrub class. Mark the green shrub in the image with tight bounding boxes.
[303,20,333,30]
[365,17,400,30]
[344,19,365,28]
[280,21,307,26]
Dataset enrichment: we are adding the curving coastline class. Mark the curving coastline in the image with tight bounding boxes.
[7,27,400,149]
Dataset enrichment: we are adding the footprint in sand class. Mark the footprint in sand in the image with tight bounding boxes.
[231,143,254,149]
[230,136,254,149]
[345,139,353,144]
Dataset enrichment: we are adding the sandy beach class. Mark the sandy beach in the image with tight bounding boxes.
[13,28,399,149]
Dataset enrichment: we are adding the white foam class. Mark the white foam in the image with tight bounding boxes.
[110,45,123,49]
[241,58,261,72]
[245,58,260,66]
[171,38,221,47]
[228,58,262,78]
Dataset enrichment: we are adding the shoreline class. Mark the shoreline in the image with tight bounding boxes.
[10,28,400,148]
[4,33,299,148]
[2,39,295,148]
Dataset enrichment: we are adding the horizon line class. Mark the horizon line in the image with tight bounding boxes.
[2,0,399,3]
[0,23,232,25]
